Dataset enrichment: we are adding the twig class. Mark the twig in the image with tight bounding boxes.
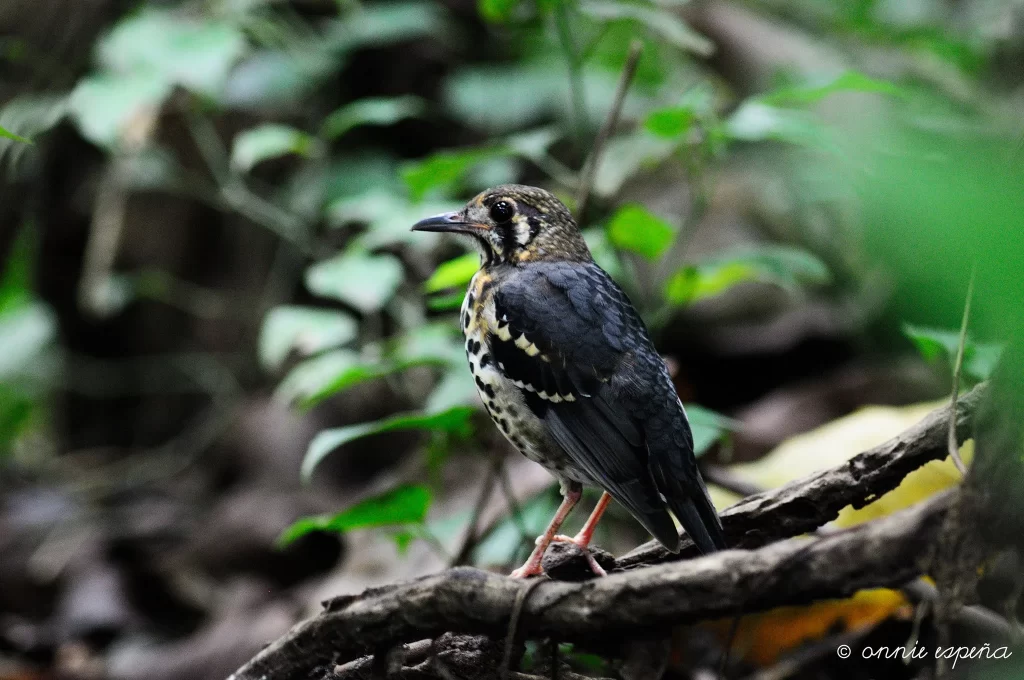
[228,494,951,680]
[497,461,532,550]
[702,463,763,498]
[332,640,433,678]
[554,0,587,145]
[502,578,546,679]
[903,580,931,661]
[78,162,130,317]
[450,455,503,567]
[901,578,1012,639]
[948,267,976,475]
[184,111,311,254]
[574,40,643,218]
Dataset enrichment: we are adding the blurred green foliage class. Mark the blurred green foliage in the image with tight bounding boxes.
[4,0,1020,556]
[903,324,1003,385]
[0,230,55,456]
[279,483,432,546]
[0,124,30,143]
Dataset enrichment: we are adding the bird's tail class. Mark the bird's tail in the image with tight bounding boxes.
[650,457,728,554]
[669,486,727,554]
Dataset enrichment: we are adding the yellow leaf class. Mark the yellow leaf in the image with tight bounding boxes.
[683,400,968,667]
[727,400,969,526]
[693,589,912,666]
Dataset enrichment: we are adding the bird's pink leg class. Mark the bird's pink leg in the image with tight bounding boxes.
[552,491,613,576]
[510,486,581,578]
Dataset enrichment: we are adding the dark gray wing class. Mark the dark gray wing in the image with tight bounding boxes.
[491,261,725,553]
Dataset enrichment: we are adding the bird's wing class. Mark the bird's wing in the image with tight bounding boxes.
[490,262,683,550]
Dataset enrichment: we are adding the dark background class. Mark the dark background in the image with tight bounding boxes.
[2,0,1023,678]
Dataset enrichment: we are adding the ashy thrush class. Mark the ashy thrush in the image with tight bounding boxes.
[413,184,726,577]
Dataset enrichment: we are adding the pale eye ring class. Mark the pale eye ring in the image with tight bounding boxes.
[489,200,514,223]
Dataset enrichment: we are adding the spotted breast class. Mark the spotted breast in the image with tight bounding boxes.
[461,270,581,482]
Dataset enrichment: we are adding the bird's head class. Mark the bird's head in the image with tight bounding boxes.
[411,184,592,266]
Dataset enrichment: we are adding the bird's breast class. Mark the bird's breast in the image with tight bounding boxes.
[460,272,579,480]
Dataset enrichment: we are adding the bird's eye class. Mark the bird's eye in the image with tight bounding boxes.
[489,200,514,223]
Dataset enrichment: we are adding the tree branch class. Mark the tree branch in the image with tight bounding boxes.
[616,382,985,568]
[228,385,986,680]
[229,493,950,680]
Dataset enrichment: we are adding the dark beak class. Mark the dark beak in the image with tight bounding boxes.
[411,211,481,235]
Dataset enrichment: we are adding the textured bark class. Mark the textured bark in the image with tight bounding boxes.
[229,493,951,680]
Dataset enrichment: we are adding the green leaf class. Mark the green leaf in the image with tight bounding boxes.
[902,324,962,362]
[279,484,432,545]
[389,527,417,554]
[327,190,462,249]
[231,124,317,172]
[473,488,559,566]
[321,96,425,139]
[760,71,904,107]
[966,343,1003,382]
[734,246,831,287]
[425,369,479,412]
[394,323,465,365]
[583,228,624,281]
[68,73,172,149]
[401,146,504,201]
[305,251,404,314]
[0,227,35,316]
[685,404,739,456]
[275,349,361,405]
[424,252,479,293]
[444,64,566,132]
[606,204,675,260]
[665,246,831,305]
[0,94,67,151]
[0,125,30,144]
[399,132,556,201]
[505,127,560,163]
[301,406,474,481]
[332,2,446,51]
[427,292,466,311]
[722,101,834,150]
[901,324,1004,383]
[98,10,246,96]
[0,303,57,380]
[277,326,465,407]
[478,0,520,22]
[259,306,358,370]
[558,643,608,673]
[591,131,678,198]
[295,361,407,408]
[0,384,35,454]
[578,1,714,56]
[644,106,694,139]
[665,263,755,304]
[223,49,336,110]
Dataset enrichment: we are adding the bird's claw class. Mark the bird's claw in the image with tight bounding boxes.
[510,562,545,579]
[550,534,607,577]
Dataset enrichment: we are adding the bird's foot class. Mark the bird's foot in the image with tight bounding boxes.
[509,559,545,579]
[551,534,607,577]
[509,561,544,577]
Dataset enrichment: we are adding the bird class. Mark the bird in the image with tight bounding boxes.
[412,184,726,577]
